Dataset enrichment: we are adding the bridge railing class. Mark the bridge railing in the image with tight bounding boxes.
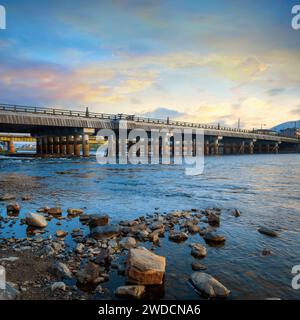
[0,103,116,120]
[0,103,299,140]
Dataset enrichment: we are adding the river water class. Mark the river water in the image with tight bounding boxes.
[0,154,300,299]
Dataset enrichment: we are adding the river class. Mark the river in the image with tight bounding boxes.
[0,154,299,299]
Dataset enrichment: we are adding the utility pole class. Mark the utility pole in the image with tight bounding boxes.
[238,118,240,130]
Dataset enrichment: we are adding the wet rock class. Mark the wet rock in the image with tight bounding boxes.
[120,237,137,250]
[67,208,84,217]
[6,203,20,216]
[258,227,278,237]
[127,247,166,285]
[56,230,68,238]
[232,209,241,217]
[22,195,31,201]
[148,231,160,244]
[188,224,201,234]
[0,256,19,262]
[88,215,109,228]
[192,262,208,271]
[262,248,273,256]
[150,222,164,231]
[51,282,67,292]
[115,285,145,299]
[0,194,16,201]
[75,243,84,254]
[207,212,220,226]
[94,249,112,266]
[190,272,230,298]
[169,231,188,242]
[79,214,91,224]
[71,229,84,238]
[52,261,72,279]
[77,262,101,285]
[25,212,48,228]
[90,225,120,240]
[0,282,20,300]
[190,243,207,258]
[130,223,147,233]
[136,230,149,241]
[37,206,50,213]
[203,232,226,244]
[49,207,62,216]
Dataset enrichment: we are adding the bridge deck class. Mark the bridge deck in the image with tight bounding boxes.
[0,103,299,144]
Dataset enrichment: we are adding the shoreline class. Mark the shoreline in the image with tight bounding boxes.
[0,204,279,300]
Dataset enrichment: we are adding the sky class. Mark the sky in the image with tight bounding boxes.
[0,0,300,129]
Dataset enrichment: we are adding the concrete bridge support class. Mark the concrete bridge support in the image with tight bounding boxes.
[36,138,42,154]
[67,136,74,156]
[74,135,81,157]
[83,134,90,157]
[60,136,67,156]
[248,141,254,154]
[204,140,210,155]
[47,137,54,154]
[238,142,245,154]
[53,137,60,154]
[8,139,15,154]
[42,137,48,154]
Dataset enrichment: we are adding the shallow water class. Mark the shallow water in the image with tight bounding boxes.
[0,154,300,299]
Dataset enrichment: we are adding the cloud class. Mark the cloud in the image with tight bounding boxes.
[291,104,300,116]
[266,87,286,96]
[140,107,186,119]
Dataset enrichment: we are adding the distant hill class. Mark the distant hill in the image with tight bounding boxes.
[271,120,300,132]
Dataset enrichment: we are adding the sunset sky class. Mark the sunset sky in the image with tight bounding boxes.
[0,0,300,129]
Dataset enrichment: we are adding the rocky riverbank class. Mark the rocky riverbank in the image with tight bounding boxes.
[0,196,279,300]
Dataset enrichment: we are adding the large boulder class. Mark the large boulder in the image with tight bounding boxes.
[190,272,230,298]
[115,285,145,299]
[25,212,48,228]
[88,215,109,228]
[90,225,120,240]
[126,247,166,285]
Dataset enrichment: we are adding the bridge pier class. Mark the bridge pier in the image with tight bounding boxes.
[60,136,67,156]
[214,138,219,155]
[48,137,54,154]
[204,140,210,155]
[53,137,60,154]
[67,135,74,155]
[249,141,254,154]
[83,134,90,157]
[42,137,48,154]
[8,139,15,154]
[238,142,245,154]
[36,137,42,155]
[74,135,81,157]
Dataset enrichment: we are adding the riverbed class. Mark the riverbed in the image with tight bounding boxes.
[0,154,300,299]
